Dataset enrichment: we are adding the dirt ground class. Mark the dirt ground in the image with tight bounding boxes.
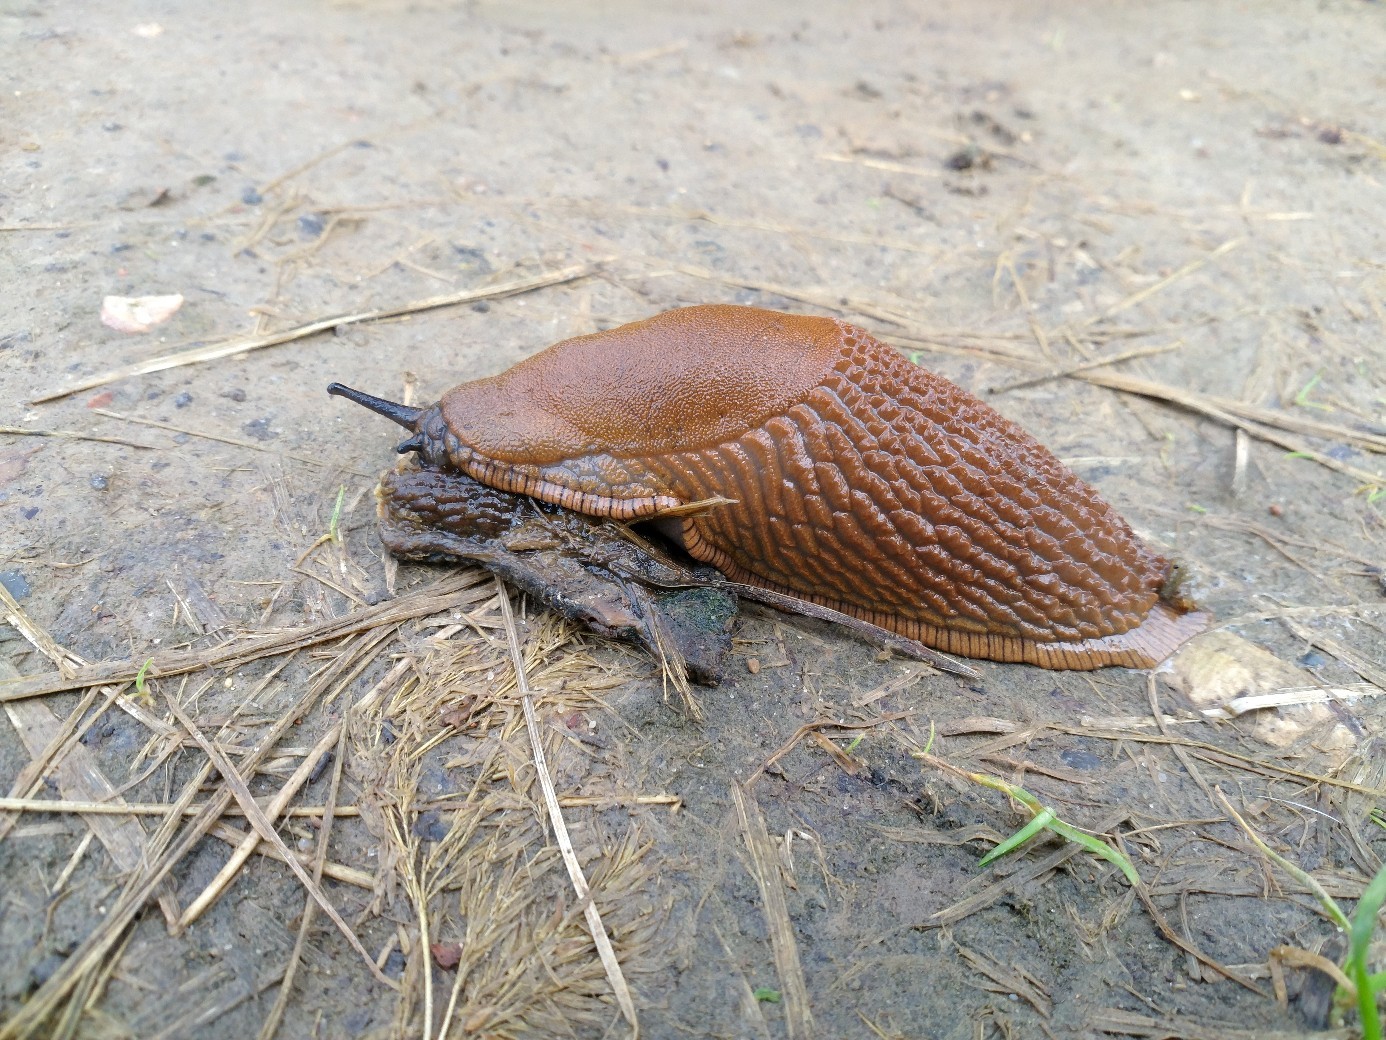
[2,1,1385,1038]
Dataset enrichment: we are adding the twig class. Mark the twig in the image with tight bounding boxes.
[493,577,639,1037]
[728,583,978,679]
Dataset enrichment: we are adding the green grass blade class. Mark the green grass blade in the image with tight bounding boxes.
[1348,858,1386,1039]
[1349,859,1386,973]
[1048,819,1142,886]
[979,809,1054,867]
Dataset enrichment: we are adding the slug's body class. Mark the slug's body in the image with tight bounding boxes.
[331,305,1207,669]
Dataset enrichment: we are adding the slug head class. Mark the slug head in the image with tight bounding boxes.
[326,383,453,468]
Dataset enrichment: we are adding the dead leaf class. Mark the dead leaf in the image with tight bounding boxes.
[440,694,478,729]
[430,941,462,970]
[117,186,173,210]
[100,294,184,333]
[1163,631,1358,754]
[0,449,37,485]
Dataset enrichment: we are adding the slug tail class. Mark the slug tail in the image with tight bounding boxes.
[1008,602,1213,670]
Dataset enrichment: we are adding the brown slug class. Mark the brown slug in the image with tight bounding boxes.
[329,305,1208,670]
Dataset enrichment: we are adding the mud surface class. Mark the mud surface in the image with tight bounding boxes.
[3,2,1384,1038]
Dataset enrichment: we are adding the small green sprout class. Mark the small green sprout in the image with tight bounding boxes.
[328,485,347,543]
[1222,793,1384,1037]
[1293,371,1330,411]
[134,657,155,705]
[974,778,1141,885]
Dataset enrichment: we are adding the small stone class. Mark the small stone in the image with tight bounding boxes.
[243,417,278,441]
[0,570,31,599]
[1059,748,1104,771]
[412,811,448,843]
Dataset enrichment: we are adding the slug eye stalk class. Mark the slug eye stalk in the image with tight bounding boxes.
[326,383,423,430]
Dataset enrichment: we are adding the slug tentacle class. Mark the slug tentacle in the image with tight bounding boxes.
[331,305,1210,670]
[327,383,456,468]
[326,383,423,429]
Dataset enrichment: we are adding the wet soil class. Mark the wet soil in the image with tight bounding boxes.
[2,2,1384,1038]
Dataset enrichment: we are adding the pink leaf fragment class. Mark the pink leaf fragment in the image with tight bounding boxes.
[100,294,184,333]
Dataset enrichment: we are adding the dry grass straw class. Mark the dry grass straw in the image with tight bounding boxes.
[898,672,1384,1006]
[0,558,435,1024]
[256,721,350,1040]
[89,408,376,477]
[0,796,361,817]
[742,711,913,788]
[1,672,296,1040]
[732,784,816,1040]
[2,544,670,1038]
[175,656,413,930]
[30,261,604,404]
[0,425,157,449]
[1087,1008,1354,1039]
[0,561,478,1038]
[347,586,659,1038]
[1076,369,1386,491]
[952,939,1052,1018]
[0,570,490,702]
[494,578,639,1036]
[0,583,183,920]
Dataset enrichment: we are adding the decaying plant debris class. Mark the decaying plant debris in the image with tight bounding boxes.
[3,3,1385,1039]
